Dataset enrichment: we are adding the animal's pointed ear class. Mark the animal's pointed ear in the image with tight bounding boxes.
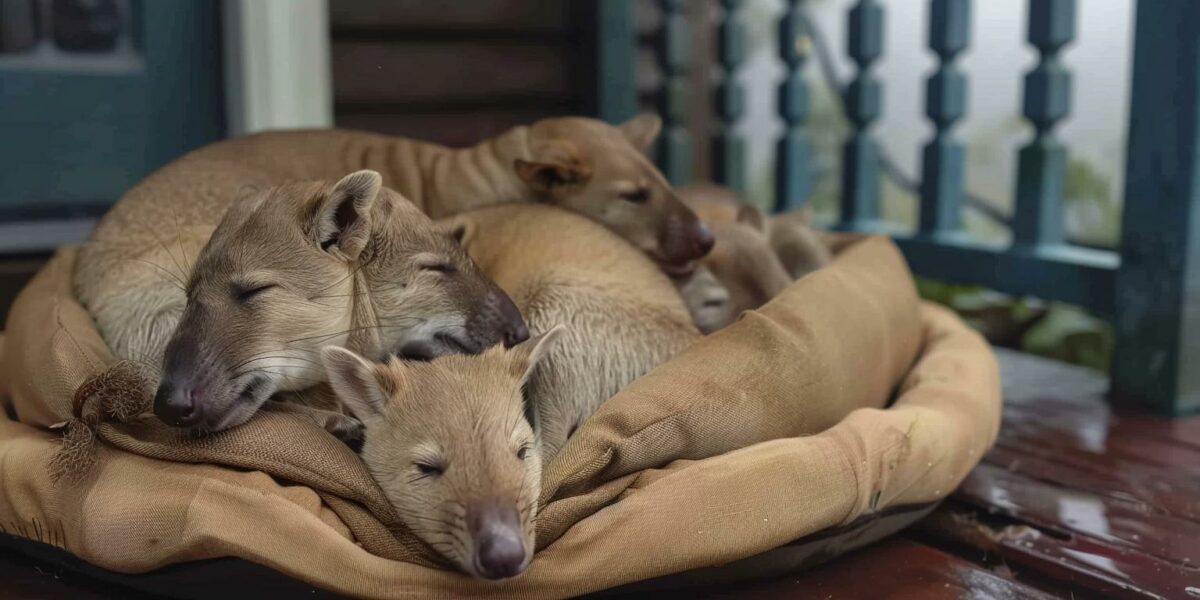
[310,170,382,259]
[436,217,473,245]
[736,203,767,233]
[508,324,565,384]
[514,140,592,196]
[514,159,590,195]
[618,114,662,153]
[321,346,389,422]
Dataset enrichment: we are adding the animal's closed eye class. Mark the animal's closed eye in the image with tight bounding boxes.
[516,445,531,460]
[415,462,444,477]
[234,283,277,303]
[419,262,456,274]
[620,188,650,204]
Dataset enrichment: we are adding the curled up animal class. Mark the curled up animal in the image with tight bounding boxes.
[321,327,563,580]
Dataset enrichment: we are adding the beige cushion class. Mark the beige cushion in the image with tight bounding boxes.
[0,235,1000,598]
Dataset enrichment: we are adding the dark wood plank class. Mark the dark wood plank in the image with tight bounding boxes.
[916,349,1200,600]
[920,504,1198,600]
[329,0,569,32]
[957,463,1200,567]
[332,40,573,108]
[696,539,1058,600]
[984,444,1200,523]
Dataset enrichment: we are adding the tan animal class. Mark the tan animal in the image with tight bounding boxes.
[439,204,700,461]
[768,205,832,279]
[74,115,711,430]
[321,330,560,580]
[672,264,734,334]
[673,184,793,332]
[146,170,526,431]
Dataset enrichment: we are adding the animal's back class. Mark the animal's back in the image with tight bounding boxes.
[74,129,442,363]
[448,204,699,460]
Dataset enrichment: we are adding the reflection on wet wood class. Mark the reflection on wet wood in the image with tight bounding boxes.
[917,348,1200,600]
[702,539,1057,600]
[690,348,1200,599]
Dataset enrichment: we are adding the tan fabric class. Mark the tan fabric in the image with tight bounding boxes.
[0,235,1001,599]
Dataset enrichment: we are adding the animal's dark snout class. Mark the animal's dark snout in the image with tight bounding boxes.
[153,379,204,427]
[694,222,715,256]
[155,328,208,428]
[469,502,528,579]
[494,292,529,348]
[660,202,713,268]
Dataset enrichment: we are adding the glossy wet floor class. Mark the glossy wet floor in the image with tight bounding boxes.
[692,348,1200,600]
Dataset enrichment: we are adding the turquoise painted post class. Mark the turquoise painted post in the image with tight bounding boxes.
[593,0,638,123]
[775,0,812,212]
[1112,0,1200,417]
[657,0,692,185]
[1012,0,1074,247]
[918,0,970,235]
[714,0,747,194]
[840,0,884,228]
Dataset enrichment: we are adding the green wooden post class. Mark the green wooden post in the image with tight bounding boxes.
[593,0,638,123]
[775,0,812,212]
[1111,0,1200,416]
[919,0,970,236]
[1012,0,1074,248]
[840,0,884,228]
[657,0,692,185]
[714,0,747,194]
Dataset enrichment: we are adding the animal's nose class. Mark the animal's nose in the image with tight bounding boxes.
[694,222,715,256]
[505,322,530,348]
[470,504,528,579]
[153,380,204,427]
[495,293,529,348]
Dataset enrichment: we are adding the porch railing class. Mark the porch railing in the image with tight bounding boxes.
[593,0,1200,417]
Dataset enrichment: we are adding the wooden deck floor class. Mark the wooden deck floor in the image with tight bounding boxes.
[692,348,1200,600]
[1,349,1197,598]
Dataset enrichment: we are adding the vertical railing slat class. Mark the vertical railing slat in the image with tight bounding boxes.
[919,0,971,235]
[775,0,812,212]
[657,0,691,185]
[1112,0,1200,416]
[840,0,884,227]
[714,0,747,194]
[1012,0,1074,247]
[592,0,638,124]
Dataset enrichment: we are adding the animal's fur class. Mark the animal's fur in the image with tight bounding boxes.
[439,204,700,462]
[679,184,829,281]
[673,264,734,334]
[96,169,523,433]
[321,331,560,579]
[768,206,832,279]
[74,115,706,367]
[674,184,796,331]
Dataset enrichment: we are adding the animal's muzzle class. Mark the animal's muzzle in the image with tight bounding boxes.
[153,378,204,427]
[469,501,528,579]
[694,222,716,256]
[660,211,716,271]
[470,289,529,350]
[153,340,210,428]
